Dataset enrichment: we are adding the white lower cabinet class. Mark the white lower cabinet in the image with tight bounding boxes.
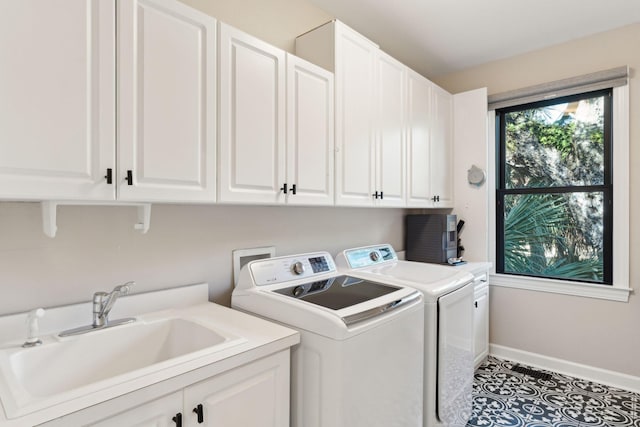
[184,351,289,427]
[473,273,490,368]
[86,392,182,427]
[41,351,290,427]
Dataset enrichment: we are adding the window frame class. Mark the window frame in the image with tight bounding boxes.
[488,85,630,302]
[496,89,613,285]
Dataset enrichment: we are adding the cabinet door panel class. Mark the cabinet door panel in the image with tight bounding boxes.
[407,71,432,207]
[184,351,289,427]
[430,84,454,206]
[218,23,286,204]
[474,283,489,368]
[81,392,181,427]
[334,24,377,206]
[376,52,406,207]
[0,0,115,200]
[286,54,334,206]
[118,0,216,202]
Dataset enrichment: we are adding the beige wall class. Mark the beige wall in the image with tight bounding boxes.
[0,203,405,314]
[435,23,640,377]
[178,0,332,53]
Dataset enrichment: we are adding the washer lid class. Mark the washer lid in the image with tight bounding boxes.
[273,275,401,310]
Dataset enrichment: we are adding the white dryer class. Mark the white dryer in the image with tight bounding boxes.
[232,251,424,427]
[336,244,475,427]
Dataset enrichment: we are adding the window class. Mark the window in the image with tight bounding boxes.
[495,89,612,285]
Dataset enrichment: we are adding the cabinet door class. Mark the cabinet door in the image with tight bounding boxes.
[184,351,290,427]
[453,88,490,261]
[334,22,377,206]
[286,54,334,206]
[430,84,454,207]
[47,391,185,427]
[218,23,286,204]
[406,70,433,207]
[0,0,115,201]
[118,0,216,203]
[375,52,406,207]
[474,281,489,368]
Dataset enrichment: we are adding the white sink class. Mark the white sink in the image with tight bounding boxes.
[0,315,245,419]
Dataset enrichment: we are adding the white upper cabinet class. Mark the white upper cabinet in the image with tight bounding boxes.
[375,51,406,207]
[406,70,433,207]
[118,0,217,203]
[218,23,286,204]
[218,24,334,206]
[297,21,412,207]
[0,0,216,203]
[296,20,463,210]
[407,72,455,208]
[0,0,116,201]
[297,21,378,207]
[430,83,454,207]
[286,54,335,206]
[334,23,378,206]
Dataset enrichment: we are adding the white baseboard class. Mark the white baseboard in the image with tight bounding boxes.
[490,344,640,394]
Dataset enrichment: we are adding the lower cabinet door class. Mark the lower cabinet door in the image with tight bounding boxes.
[86,391,183,427]
[474,284,490,368]
[183,351,290,427]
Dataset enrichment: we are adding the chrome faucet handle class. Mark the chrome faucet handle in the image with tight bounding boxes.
[111,281,134,295]
[23,308,45,348]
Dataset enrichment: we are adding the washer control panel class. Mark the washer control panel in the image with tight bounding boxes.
[344,244,397,268]
[250,252,336,286]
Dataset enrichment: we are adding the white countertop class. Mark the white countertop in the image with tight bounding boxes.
[444,261,492,277]
[396,251,491,277]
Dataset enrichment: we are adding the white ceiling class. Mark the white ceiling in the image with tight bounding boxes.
[308,0,640,78]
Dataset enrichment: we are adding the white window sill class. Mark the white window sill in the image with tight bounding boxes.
[490,273,632,302]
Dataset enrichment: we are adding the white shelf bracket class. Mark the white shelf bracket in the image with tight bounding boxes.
[135,204,151,234]
[41,201,152,238]
[41,201,58,238]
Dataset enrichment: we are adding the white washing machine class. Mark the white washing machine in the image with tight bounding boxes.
[335,244,475,427]
[232,251,424,427]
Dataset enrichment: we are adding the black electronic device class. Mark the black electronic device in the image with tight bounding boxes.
[405,214,458,264]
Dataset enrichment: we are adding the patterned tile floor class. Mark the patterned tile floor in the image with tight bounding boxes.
[468,356,639,427]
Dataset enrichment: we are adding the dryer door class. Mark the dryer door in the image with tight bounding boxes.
[437,283,474,425]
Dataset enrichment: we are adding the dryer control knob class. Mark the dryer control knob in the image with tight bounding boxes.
[369,251,380,262]
[292,261,305,275]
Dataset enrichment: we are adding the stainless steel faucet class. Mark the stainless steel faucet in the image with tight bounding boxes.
[60,281,136,337]
[92,282,134,327]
